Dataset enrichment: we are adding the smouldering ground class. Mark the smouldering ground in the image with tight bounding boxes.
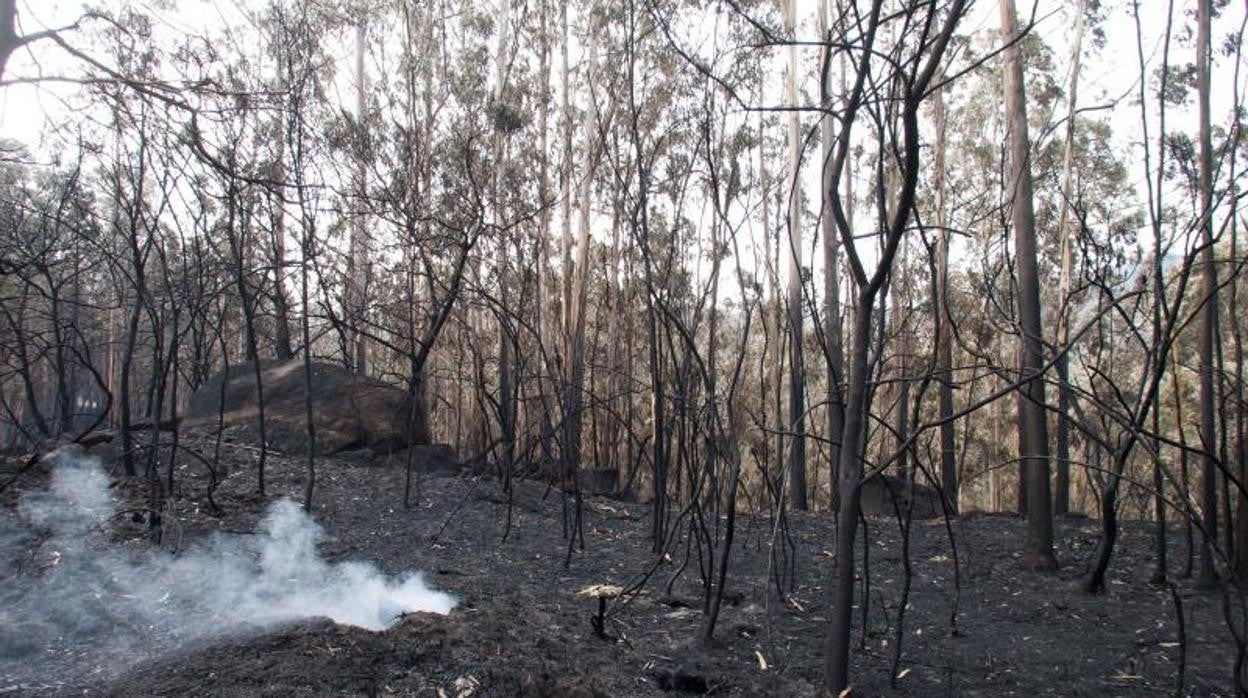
[1,438,1238,696]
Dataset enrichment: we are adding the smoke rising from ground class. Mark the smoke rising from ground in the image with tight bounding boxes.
[0,451,454,690]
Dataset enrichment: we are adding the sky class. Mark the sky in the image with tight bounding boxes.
[0,0,1213,157]
[0,0,1244,304]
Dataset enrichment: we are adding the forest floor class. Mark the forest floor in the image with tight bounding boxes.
[0,434,1241,697]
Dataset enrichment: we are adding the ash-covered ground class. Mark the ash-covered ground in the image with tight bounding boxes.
[0,436,1238,696]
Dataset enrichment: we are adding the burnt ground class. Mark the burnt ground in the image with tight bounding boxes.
[0,436,1241,697]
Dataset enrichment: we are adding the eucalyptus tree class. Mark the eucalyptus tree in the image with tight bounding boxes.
[939,11,1136,517]
[561,0,611,548]
[999,0,1056,568]
[1070,0,1247,598]
[364,0,484,483]
[931,80,956,511]
[259,0,336,510]
[0,0,85,79]
[260,34,296,363]
[531,0,559,472]
[682,51,763,642]
[106,96,162,479]
[1053,0,1086,518]
[0,154,106,444]
[1194,0,1219,589]
[345,16,370,377]
[624,0,697,550]
[814,0,968,689]
[816,0,846,509]
[492,0,516,494]
[781,0,807,511]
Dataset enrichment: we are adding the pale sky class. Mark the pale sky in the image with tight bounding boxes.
[1,0,1243,305]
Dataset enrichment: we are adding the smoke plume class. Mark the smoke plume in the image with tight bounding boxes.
[0,450,454,691]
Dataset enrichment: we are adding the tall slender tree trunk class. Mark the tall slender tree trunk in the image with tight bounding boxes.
[604,192,624,480]
[419,0,437,445]
[1000,0,1056,570]
[818,0,845,511]
[1195,0,1220,589]
[826,303,871,691]
[118,294,142,476]
[1231,176,1248,583]
[893,237,911,482]
[105,301,116,430]
[1173,352,1195,577]
[759,103,783,508]
[534,0,557,471]
[1150,167,1169,586]
[557,0,573,495]
[1054,0,1085,517]
[824,2,967,686]
[563,2,602,556]
[346,20,369,376]
[622,2,666,551]
[42,276,71,436]
[493,0,515,488]
[270,106,294,361]
[224,181,269,495]
[558,0,573,359]
[992,358,1005,512]
[300,226,316,512]
[783,0,807,511]
[934,82,957,513]
[710,225,724,505]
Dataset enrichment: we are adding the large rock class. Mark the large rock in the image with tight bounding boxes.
[185,360,427,456]
[859,474,947,519]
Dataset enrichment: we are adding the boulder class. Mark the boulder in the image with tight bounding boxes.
[859,473,947,519]
[578,468,618,496]
[185,359,427,456]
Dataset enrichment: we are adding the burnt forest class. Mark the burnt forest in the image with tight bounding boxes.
[0,0,1246,695]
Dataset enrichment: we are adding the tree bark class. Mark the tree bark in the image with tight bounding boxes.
[818,0,845,511]
[1054,0,1085,517]
[494,0,515,489]
[269,99,295,361]
[1232,165,1248,583]
[1000,0,1056,570]
[826,303,872,691]
[1195,0,1220,589]
[346,20,370,376]
[783,0,807,511]
[563,2,603,556]
[933,82,957,513]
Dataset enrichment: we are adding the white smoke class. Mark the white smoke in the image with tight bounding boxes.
[0,451,454,690]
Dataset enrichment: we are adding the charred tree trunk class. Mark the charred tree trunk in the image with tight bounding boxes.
[818,0,846,511]
[933,82,957,513]
[224,178,269,495]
